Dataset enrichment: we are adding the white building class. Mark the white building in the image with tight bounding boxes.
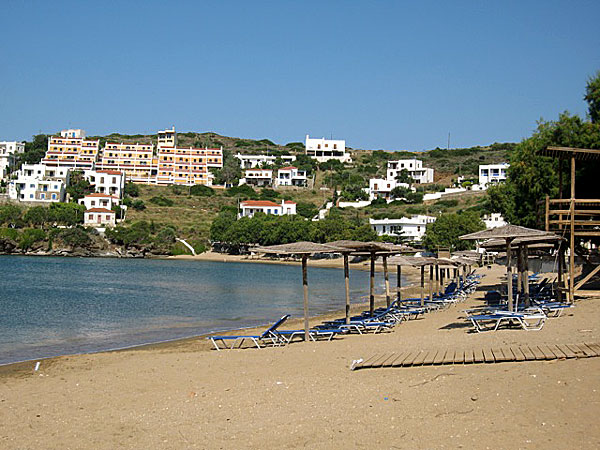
[60,129,85,139]
[368,178,412,201]
[157,127,177,148]
[387,159,434,184]
[276,166,307,187]
[483,212,507,229]
[239,200,297,218]
[0,141,25,180]
[8,164,69,202]
[234,153,296,169]
[84,208,116,228]
[478,163,509,188]
[83,169,125,198]
[305,135,351,163]
[369,215,436,242]
[79,193,120,211]
[239,169,273,187]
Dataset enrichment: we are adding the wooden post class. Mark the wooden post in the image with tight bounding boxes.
[569,154,575,303]
[557,242,564,303]
[545,195,550,231]
[369,252,375,316]
[523,245,530,307]
[302,254,309,342]
[428,265,433,302]
[383,255,390,308]
[435,264,440,295]
[517,245,523,299]
[507,238,513,312]
[344,253,350,325]
[420,265,425,306]
[396,264,402,302]
[440,267,445,295]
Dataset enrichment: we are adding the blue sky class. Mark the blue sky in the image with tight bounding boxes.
[1,0,599,151]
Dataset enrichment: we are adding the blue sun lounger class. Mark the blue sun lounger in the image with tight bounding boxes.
[209,314,291,350]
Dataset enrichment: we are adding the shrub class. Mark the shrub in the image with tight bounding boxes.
[57,227,91,247]
[189,185,215,197]
[132,199,146,211]
[124,182,140,198]
[0,227,20,241]
[225,184,257,198]
[19,228,46,250]
[149,196,174,207]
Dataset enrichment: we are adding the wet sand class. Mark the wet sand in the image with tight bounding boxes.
[0,264,598,449]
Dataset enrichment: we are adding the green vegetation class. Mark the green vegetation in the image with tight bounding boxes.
[149,196,175,207]
[0,203,85,228]
[66,170,94,201]
[422,211,484,251]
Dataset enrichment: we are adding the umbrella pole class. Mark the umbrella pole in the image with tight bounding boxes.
[435,264,440,295]
[344,253,350,325]
[420,266,425,306]
[302,254,309,341]
[396,264,402,303]
[383,255,390,308]
[557,242,564,303]
[523,245,530,307]
[428,265,433,302]
[517,245,523,300]
[506,238,513,312]
[440,267,445,294]
[369,252,375,316]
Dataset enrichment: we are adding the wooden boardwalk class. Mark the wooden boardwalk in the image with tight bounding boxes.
[350,342,600,370]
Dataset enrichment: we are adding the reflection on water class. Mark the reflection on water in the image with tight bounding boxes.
[0,256,407,365]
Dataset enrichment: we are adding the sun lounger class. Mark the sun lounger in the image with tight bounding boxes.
[468,311,546,332]
[277,327,348,343]
[209,314,291,350]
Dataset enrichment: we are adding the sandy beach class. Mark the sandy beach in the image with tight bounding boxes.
[1,264,599,449]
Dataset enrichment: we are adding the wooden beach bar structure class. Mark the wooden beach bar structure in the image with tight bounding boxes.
[539,146,600,301]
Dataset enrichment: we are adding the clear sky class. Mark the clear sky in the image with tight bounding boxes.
[1,0,599,151]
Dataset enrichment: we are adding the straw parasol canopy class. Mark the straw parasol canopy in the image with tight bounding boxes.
[459,224,549,241]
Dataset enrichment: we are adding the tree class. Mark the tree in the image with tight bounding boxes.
[124,182,140,198]
[66,171,94,201]
[0,204,23,227]
[395,169,413,186]
[296,202,318,219]
[24,206,48,227]
[422,212,484,251]
[20,135,47,166]
[585,70,600,123]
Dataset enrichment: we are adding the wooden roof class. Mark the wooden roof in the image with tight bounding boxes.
[254,242,347,255]
[460,224,549,240]
[538,146,600,161]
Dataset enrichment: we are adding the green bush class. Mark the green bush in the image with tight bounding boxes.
[19,228,46,250]
[57,227,91,247]
[124,183,140,198]
[132,199,146,211]
[0,227,20,240]
[149,196,174,207]
[189,185,215,197]
[225,184,257,198]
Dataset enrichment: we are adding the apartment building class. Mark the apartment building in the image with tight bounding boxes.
[386,159,434,184]
[305,135,351,163]
[97,142,157,183]
[8,164,69,202]
[157,127,177,148]
[239,200,297,218]
[276,166,307,187]
[156,146,218,186]
[0,141,25,180]
[43,129,100,170]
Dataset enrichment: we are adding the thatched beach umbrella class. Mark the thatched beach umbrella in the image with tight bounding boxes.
[460,225,554,311]
[254,241,347,340]
[327,240,401,322]
[387,255,417,304]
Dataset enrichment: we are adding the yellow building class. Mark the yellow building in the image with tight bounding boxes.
[43,132,100,169]
[156,146,222,186]
[97,142,157,183]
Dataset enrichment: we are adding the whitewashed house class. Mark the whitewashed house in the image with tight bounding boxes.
[305,135,351,163]
[0,141,25,180]
[369,215,436,242]
[79,193,120,210]
[483,212,507,229]
[239,169,273,187]
[8,164,69,202]
[84,208,116,228]
[234,153,296,169]
[387,159,434,184]
[478,163,509,188]
[368,178,413,201]
[84,169,125,198]
[276,166,307,187]
[239,200,297,218]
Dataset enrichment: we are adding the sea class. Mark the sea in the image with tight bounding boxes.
[0,256,406,365]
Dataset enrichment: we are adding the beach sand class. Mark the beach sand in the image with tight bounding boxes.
[0,264,599,449]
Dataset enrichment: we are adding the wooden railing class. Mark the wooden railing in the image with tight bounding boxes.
[544,197,600,237]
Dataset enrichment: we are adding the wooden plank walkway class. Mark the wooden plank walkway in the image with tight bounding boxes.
[351,343,600,370]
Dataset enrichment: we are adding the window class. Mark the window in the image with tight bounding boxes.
[52,194,57,200]
[89,214,94,221]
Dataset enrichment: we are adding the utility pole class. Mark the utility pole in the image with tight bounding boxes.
[447,132,450,151]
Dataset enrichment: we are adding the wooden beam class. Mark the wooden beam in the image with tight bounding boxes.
[383,255,390,308]
[396,264,402,302]
[507,238,514,312]
[549,220,600,226]
[545,195,550,231]
[548,210,600,215]
[574,264,600,292]
[420,265,425,307]
[370,252,375,316]
[569,155,575,303]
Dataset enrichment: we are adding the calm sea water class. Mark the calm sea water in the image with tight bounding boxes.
[0,256,405,365]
